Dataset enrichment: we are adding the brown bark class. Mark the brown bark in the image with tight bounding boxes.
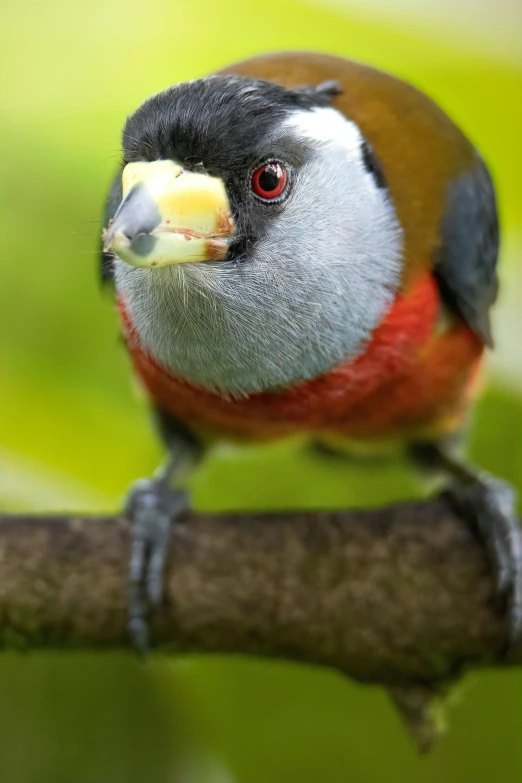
[0,496,519,682]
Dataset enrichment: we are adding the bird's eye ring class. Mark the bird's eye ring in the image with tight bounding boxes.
[251,161,289,202]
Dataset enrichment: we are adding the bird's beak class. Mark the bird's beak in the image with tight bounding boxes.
[102,160,235,268]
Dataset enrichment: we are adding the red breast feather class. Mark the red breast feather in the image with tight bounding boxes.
[119,273,483,443]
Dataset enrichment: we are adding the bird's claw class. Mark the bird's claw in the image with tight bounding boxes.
[446,474,522,647]
[125,478,189,654]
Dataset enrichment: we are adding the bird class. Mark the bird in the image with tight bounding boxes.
[101,51,521,651]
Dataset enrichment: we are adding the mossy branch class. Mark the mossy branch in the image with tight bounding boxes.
[0,497,519,679]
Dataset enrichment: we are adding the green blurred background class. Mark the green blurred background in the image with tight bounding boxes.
[1,0,521,780]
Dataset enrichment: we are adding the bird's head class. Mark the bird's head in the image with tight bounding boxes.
[104,74,403,396]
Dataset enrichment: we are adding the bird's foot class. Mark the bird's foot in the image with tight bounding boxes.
[124,478,189,654]
[445,473,522,648]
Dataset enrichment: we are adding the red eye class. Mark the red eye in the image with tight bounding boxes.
[251,161,288,201]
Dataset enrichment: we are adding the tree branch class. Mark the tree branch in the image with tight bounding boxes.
[0,496,519,683]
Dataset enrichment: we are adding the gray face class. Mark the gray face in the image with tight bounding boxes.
[114,106,403,396]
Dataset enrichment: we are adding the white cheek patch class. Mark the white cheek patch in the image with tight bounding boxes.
[284,107,364,161]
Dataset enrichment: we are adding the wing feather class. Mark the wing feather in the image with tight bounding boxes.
[434,158,499,347]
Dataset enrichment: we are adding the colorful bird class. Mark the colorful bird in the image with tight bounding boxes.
[101,51,521,649]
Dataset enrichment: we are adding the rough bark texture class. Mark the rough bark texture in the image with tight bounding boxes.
[0,495,519,683]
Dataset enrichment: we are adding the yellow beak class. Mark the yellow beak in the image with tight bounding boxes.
[102,160,235,268]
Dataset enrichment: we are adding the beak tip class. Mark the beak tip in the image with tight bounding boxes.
[102,229,111,253]
[102,225,118,254]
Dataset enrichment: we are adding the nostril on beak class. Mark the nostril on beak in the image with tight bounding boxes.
[129,232,157,257]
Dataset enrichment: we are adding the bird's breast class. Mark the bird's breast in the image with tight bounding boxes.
[118,273,484,443]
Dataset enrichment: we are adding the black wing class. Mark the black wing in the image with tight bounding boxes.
[99,169,123,286]
[434,157,499,347]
